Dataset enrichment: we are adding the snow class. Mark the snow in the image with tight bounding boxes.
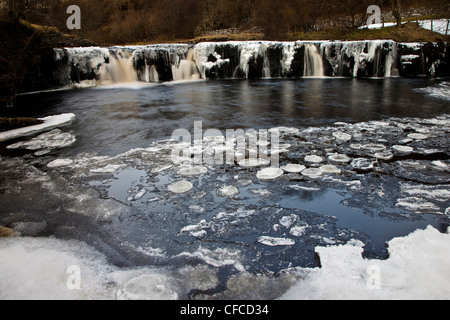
[0,113,76,143]
[360,19,449,36]
[280,226,450,300]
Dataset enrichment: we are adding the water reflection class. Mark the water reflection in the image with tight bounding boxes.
[2,78,448,157]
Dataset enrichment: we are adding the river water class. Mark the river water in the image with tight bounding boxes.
[0,78,449,300]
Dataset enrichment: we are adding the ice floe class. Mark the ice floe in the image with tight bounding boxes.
[258,236,296,247]
[280,226,450,300]
[0,113,76,143]
[168,180,193,194]
[257,168,284,180]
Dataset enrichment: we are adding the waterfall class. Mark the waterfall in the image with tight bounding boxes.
[262,55,271,78]
[172,49,201,81]
[52,41,449,87]
[303,44,324,77]
[98,49,137,84]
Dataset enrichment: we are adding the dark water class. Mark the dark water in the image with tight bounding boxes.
[3,78,449,157]
[0,78,449,298]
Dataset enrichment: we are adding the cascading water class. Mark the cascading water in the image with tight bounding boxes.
[172,49,201,81]
[52,41,449,88]
[98,49,137,84]
[303,44,325,77]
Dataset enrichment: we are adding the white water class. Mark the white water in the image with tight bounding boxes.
[56,40,444,86]
[172,49,201,81]
[303,44,324,77]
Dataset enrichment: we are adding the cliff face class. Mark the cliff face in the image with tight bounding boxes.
[0,19,94,105]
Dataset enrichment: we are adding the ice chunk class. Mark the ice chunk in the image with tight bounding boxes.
[238,159,265,168]
[392,145,414,153]
[279,215,298,228]
[258,236,295,247]
[282,164,306,173]
[396,197,441,213]
[0,113,76,143]
[351,158,376,171]
[257,168,284,180]
[47,159,74,168]
[117,274,178,300]
[301,168,323,178]
[168,180,193,194]
[290,226,307,237]
[328,154,351,163]
[304,155,323,164]
[217,185,239,197]
[333,132,352,141]
[177,166,208,177]
[408,133,428,140]
[319,165,341,174]
[361,144,386,152]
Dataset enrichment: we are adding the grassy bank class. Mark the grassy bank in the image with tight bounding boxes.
[0,117,43,132]
[190,22,449,43]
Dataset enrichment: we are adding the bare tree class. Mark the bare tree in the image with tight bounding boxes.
[390,0,402,26]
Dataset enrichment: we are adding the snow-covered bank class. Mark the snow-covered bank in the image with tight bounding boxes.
[0,113,76,143]
[361,19,449,36]
[281,226,450,300]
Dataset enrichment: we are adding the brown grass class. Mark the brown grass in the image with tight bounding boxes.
[185,22,449,44]
[0,117,43,132]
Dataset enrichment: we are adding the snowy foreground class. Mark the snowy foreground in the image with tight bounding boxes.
[0,111,449,300]
[0,226,449,300]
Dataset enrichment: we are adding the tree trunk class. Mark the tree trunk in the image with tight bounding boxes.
[7,0,26,20]
[390,0,402,27]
